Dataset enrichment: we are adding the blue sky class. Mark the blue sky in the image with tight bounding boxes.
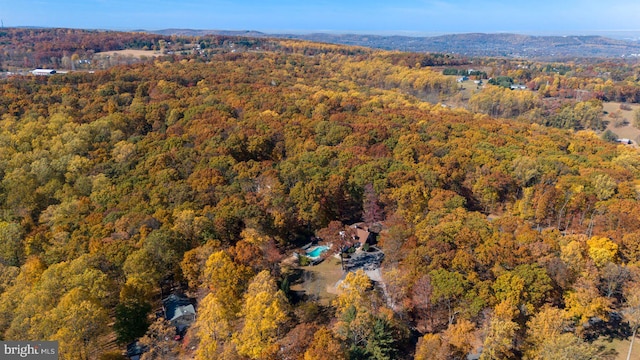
[2,0,640,35]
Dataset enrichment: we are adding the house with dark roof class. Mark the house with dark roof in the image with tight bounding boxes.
[126,341,148,360]
[162,294,196,334]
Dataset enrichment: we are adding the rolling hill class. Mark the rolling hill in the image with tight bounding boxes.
[150,29,640,59]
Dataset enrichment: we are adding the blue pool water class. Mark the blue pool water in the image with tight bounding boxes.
[306,245,329,258]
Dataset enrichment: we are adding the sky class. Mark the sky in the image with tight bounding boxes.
[2,0,640,35]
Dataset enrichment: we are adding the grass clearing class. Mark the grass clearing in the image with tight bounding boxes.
[594,336,640,360]
[289,256,344,306]
[94,49,162,58]
[443,75,484,106]
[603,102,640,143]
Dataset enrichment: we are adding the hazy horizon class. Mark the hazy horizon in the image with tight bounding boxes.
[7,25,640,42]
[4,1,640,38]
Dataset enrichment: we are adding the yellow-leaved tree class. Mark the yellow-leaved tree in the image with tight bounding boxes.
[203,250,253,316]
[304,327,347,360]
[333,269,374,345]
[50,288,109,360]
[586,236,618,267]
[234,270,289,359]
[414,333,447,360]
[192,250,254,359]
[480,300,519,360]
[194,293,233,360]
[564,277,612,327]
[524,305,598,360]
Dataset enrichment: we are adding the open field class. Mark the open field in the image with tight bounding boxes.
[443,75,483,105]
[289,256,344,306]
[456,79,484,102]
[603,102,640,143]
[594,336,640,360]
[94,49,162,58]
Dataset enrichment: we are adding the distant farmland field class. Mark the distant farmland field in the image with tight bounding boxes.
[94,49,161,58]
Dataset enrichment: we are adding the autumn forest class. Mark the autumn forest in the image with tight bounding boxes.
[1,28,640,360]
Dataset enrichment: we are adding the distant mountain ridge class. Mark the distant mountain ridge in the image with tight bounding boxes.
[149,29,640,59]
[293,32,640,59]
[152,29,268,37]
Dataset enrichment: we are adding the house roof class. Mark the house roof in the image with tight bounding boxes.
[351,223,371,244]
[163,294,195,321]
[126,341,148,358]
[356,228,369,243]
[169,304,196,322]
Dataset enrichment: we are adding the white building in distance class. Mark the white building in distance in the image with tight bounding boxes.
[31,69,57,75]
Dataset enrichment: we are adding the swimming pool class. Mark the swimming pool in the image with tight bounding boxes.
[306,245,330,258]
